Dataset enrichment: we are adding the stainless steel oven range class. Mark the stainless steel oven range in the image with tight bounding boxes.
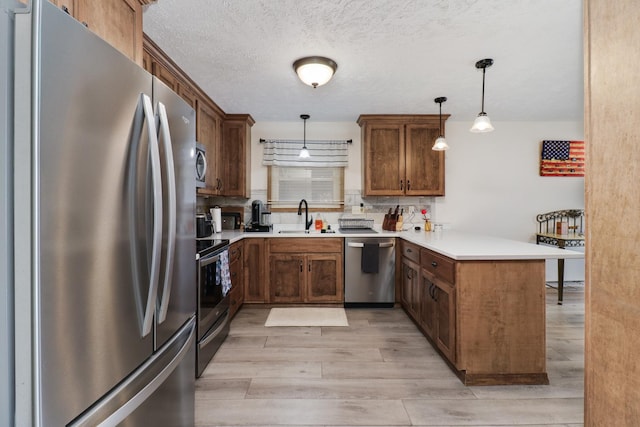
[195,238,230,377]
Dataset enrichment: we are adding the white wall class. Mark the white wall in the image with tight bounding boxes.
[250,119,585,280]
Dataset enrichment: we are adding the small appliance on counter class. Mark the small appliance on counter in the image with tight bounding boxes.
[246,200,272,232]
[196,213,214,238]
[221,212,241,230]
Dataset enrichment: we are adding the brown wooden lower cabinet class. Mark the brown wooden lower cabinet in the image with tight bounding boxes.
[400,255,420,318]
[243,238,267,303]
[268,238,343,304]
[228,241,244,319]
[420,269,456,364]
[401,245,548,386]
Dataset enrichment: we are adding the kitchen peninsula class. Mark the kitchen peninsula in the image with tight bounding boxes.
[212,226,583,385]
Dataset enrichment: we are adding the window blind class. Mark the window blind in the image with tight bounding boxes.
[262,139,349,167]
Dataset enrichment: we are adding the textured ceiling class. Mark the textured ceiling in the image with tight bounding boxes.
[142,0,583,123]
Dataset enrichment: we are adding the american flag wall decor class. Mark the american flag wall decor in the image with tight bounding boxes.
[540,140,585,177]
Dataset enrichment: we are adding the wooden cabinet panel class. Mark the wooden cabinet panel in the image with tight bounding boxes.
[363,123,404,195]
[49,0,78,16]
[268,238,343,303]
[358,115,447,196]
[307,254,343,303]
[400,257,420,319]
[434,279,455,362]
[269,238,343,253]
[419,273,437,339]
[243,239,266,303]
[422,272,456,364]
[142,50,152,73]
[401,240,420,264]
[76,0,143,65]
[220,115,253,197]
[229,241,244,319]
[152,61,179,93]
[269,255,304,303]
[178,84,197,109]
[405,125,444,196]
[421,248,455,283]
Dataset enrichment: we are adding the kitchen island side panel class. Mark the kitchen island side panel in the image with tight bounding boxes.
[456,260,547,382]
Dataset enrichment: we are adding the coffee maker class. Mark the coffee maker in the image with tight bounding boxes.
[248,200,271,232]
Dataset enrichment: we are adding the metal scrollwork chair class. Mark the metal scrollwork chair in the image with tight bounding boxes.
[536,209,585,304]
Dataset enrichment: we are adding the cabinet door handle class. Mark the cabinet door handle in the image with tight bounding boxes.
[407,180,411,190]
[400,180,404,190]
[406,248,412,253]
[300,261,303,272]
[308,262,311,272]
[62,5,70,14]
[431,261,438,267]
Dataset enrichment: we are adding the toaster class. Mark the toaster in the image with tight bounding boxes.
[220,212,241,230]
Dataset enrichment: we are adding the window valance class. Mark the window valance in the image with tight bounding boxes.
[261,139,350,167]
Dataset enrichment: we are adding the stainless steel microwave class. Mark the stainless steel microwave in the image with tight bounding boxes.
[195,142,206,188]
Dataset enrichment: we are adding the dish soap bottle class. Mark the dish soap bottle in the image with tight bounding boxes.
[315,213,323,231]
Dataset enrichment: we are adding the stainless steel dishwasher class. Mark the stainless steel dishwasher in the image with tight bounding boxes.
[344,237,396,307]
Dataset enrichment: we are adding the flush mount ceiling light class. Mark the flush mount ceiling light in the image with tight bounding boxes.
[470,58,495,133]
[299,114,310,158]
[293,56,338,88]
[432,97,449,151]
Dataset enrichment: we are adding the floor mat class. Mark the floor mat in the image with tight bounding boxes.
[264,307,349,327]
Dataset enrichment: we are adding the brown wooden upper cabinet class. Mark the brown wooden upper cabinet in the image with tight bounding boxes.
[357,115,448,196]
[49,0,149,66]
[220,115,254,198]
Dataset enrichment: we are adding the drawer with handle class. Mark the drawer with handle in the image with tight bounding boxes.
[401,241,420,264]
[421,248,455,284]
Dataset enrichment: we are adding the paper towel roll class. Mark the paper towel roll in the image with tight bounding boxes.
[210,207,222,233]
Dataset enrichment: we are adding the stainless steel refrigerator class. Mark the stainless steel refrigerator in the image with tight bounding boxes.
[5,1,197,425]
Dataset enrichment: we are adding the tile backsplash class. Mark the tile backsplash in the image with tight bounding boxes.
[198,188,434,228]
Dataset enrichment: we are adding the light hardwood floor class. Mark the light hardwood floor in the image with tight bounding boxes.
[196,286,584,426]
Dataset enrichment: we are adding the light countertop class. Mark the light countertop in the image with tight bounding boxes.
[209,225,584,261]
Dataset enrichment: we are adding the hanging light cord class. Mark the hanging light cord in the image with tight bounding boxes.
[480,66,486,114]
[303,117,307,148]
[439,101,444,137]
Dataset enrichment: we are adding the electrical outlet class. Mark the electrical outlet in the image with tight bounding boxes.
[408,206,415,214]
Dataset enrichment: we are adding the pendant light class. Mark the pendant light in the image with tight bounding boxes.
[299,114,310,158]
[432,97,449,151]
[470,58,495,133]
[293,56,338,88]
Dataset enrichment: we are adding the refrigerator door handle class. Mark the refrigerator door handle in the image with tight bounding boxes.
[156,102,177,323]
[67,318,196,427]
[141,93,162,337]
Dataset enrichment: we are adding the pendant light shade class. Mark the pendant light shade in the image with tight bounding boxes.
[299,114,310,158]
[293,56,338,88]
[470,58,495,133]
[432,97,449,151]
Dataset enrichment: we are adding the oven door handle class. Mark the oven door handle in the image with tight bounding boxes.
[200,252,222,268]
[199,311,230,347]
[347,242,395,249]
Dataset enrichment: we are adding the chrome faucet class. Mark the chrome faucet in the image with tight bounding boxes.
[297,199,313,233]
